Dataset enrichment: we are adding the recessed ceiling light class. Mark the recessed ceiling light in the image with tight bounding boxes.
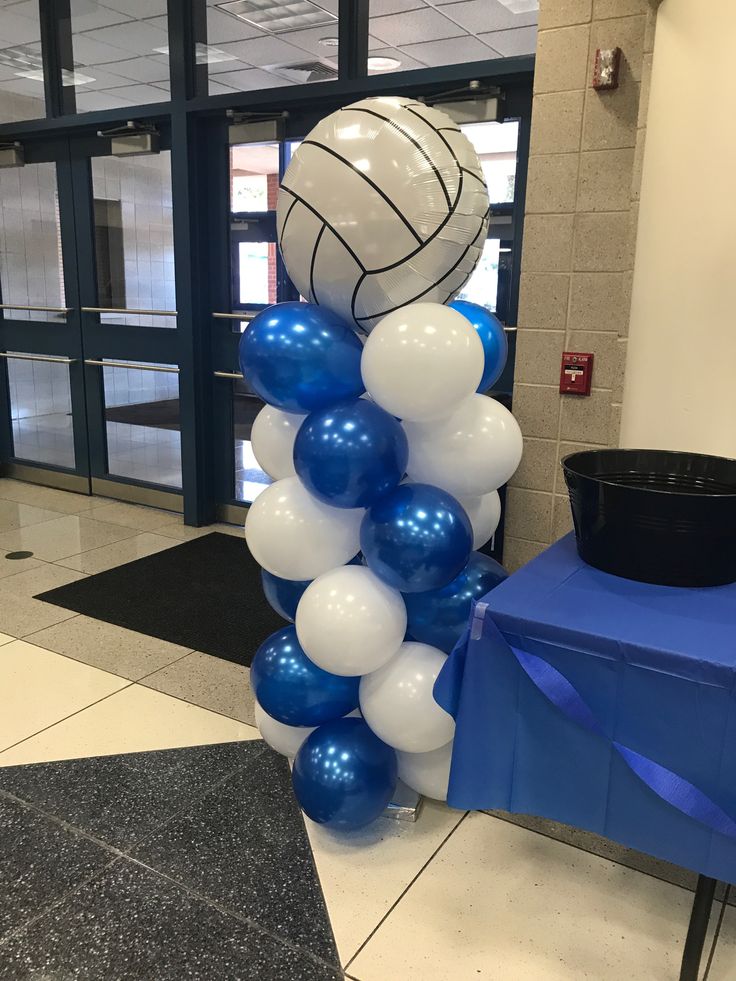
[319,37,339,47]
[153,43,237,65]
[217,0,336,35]
[367,56,401,72]
[17,68,96,85]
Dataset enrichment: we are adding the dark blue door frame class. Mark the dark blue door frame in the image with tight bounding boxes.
[0,0,534,533]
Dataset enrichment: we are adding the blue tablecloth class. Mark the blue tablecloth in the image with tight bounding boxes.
[435,534,736,882]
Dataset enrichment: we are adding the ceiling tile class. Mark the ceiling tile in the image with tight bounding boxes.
[206,78,240,95]
[95,81,168,104]
[205,8,264,43]
[369,7,464,46]
[73,64,148,88]
[99,0,168,16]
[0,10,41,44]
[71,33,143,65]
[436,0,537,35]
[312,0,338,13]
[370,0,427,15]
[368,46,427,71]
[103,56,169,83]
[215,35,313,68]
[479,25,536,56]
[80,20,169,56]
[278,27,383,58]
[400,34,498,64]
[74,89,136,111]
[206,67,291,91]
[208,58,254,76]
[68,0,132,31]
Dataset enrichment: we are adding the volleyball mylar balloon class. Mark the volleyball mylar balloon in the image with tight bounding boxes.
[277,97,490,333]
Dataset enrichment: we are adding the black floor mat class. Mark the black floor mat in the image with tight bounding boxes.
[35,533,284,668]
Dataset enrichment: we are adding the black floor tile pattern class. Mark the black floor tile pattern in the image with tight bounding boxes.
[34,532,285,667]
[0,741,341,979]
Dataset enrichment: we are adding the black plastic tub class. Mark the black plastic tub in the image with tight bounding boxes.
[561,448,736,587]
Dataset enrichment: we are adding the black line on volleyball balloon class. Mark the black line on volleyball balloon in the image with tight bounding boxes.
[403,106,463,210]
[279,184,367,273]
[344,106,452,211]
[278,196,298,242]
[309,224,326,306]
[300,139,424,245]
[461,167,488,188]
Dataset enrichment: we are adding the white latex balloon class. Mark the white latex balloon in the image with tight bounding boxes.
[397,742,453,801]
[245,476,362,580]
[250,405,303,480]
[277,96,489,333]
[359,642,455,753]
[404,394,523,498]
[255,700,315,758]
[459,490,502,550]
[361,303,484,422]
[296,565,406,676]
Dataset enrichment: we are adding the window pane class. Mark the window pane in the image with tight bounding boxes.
[232,385,271,503]
[0,4,45,123]
[206,0,339,93]
[90,152,176,328]
[462,120,519,205]
[69,2,170,113]
[238,241,276,305]
[6,355,75,469]
[366,0,537,76]
[231,143,280,212]
[0,162,67,323]
[454,238,500,311]
[102,361,182,489]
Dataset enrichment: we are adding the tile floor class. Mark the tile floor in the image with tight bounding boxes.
[0,476,733,980]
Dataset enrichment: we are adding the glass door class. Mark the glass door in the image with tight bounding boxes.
[70,128,183,511]
[0,137,90,493]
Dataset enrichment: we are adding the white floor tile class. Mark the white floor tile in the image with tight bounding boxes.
[0,632,14,646]
[307,800,466,966]
[0,552,44,580]
[0,640,128,752]
[141,651,255,724]
[0,682,261,766]
[0,480,98,514]
[0,500,64,533]
[79,500,181,532]
[348,812,693,981]
[0,563,87,637]
[706,900,736,980]
[0,513,139,562]
[151,520,243,541]
[54,532,178,574]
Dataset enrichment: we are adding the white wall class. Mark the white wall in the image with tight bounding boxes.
[620,0,736,457]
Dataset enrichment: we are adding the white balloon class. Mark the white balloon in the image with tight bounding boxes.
[397,742,453,801]
[255,700,315,758]
[250,405,303,480]
[245,476,362,580]
[404,394,523,498]
[359,642,455,753]
[361,302,484,422]
[459,490,502,550]
[296,565,406,676]
[277,97,489,334]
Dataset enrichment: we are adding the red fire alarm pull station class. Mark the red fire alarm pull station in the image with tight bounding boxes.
[560,352,594,396]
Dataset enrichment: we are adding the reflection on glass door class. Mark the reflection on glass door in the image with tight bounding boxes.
[3,353,76,469]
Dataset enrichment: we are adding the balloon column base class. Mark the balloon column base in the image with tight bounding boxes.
[383,781,424,823]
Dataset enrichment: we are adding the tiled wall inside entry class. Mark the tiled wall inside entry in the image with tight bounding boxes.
[504,0,660,571]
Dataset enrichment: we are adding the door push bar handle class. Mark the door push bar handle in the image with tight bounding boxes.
[0,352,77,364]
[84,359,179,373]
[212,312,256,321]
[213,371,244,379]
[0,304,72,314]
[81,307,178,316]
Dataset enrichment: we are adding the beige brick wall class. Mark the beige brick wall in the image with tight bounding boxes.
[504,0,660,572]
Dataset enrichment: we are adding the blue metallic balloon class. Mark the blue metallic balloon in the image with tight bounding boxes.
[251,625,360,726]
[239,302,364,413]
[292,717,397,830]
[293,398,408,509]
[260,569,311,622]
[404,550,508,653]
[360,482,473,593]
[450,299,508,392]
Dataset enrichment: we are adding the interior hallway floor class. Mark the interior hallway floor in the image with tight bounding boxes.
[0,476,735,980]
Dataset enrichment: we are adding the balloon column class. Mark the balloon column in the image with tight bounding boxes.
[242,96,523,830]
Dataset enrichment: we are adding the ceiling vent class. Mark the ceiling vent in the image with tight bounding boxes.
[269,59,339,83]
[217,0,336,35]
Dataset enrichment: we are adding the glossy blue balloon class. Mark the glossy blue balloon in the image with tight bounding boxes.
[294,398,408,509]
[404,551,508,654]
[239,302,364,413]
[450,299,508,392]
[292,717,397,830]
[251,626,360,726]
[260,569,311,622]
[360,482,473,593]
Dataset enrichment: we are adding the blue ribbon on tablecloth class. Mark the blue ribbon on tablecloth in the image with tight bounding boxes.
[436,603,736,840]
